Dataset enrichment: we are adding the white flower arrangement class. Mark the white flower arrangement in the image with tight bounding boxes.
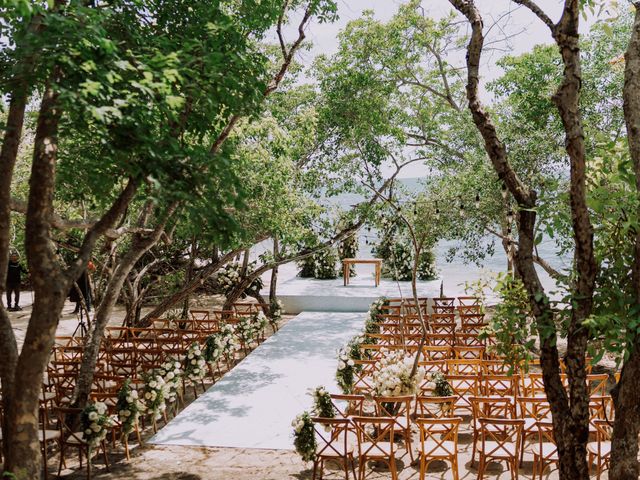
[204,324,240,365]
[364,298,386,342]
[236,316,256,347]
[309,386,335,418]
[157,358,183,404]
[213,262,264,298]
[372,350,425,397]
[335,347,357,394]
[252,311,268,338]
[269,299,284,328]
[143,372,170,421]
[292,411,317,462]
[183,342,207,382]
[116,379,145,436]
[81,401,114,448]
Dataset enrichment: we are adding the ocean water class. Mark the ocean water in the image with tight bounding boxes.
[256,178,570,298]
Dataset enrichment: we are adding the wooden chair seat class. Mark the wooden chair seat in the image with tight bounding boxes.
[482,441,517,458]
[360,441,393,457]
[421,440,457,457]
[587,441,611,457]
[319,442,355,457]
[40,429,62,442]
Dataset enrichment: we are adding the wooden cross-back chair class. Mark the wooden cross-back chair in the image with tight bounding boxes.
[352,416,398,480]
[457,295,481,306]
[477,417,525,480]
[189,309,210,321]
[447,374,480,416]
[516,395,552,465]
[529,421,558,480]
[446,359,483,376]
[482,374,520,398]
[452,345,485,360]
[416,417,462,480]
[56,406,110,480]
[311,417,357,480]
[373,395,414,461]
[470,396,516,465]
[421,345,453,360]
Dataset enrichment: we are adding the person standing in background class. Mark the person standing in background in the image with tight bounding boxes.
[69,260,96,314]
[6,252,27,311]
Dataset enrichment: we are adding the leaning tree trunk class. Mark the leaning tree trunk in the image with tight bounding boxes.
[137,249,242,326]
[610,5,640,478]
[72,205,176,410]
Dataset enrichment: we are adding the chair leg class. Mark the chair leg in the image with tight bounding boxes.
[350,456,357,480]
[419,456,426,480]
[389,455,398,480]
[42,442,49,480]
[312,460,318,480]
[478,455,486,480]
[102,441,110,471]
[452,455,459,480]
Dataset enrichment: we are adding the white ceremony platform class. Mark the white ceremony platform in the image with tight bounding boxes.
[274,275,441,313]
[150,311,364,450]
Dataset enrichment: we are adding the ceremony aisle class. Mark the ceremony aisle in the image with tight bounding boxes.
[150,311,364,449]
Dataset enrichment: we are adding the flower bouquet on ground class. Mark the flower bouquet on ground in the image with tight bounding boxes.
[292,411,317,462]
[81,401,114,450]
[183,342,207,390]
[116,379,145,440]
[372,350,425,397]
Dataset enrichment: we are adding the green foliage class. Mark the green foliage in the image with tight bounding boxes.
[430,372,453,397]
[313,247,338,279]
[309,386,335,418]
[292,411,316,462]
[478,274,535,373]
[337,233,358,276]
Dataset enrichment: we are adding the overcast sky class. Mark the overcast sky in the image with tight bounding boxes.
[280,0,610,178]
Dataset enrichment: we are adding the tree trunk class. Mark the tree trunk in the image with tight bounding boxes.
[181,236,197,319]
[269,237,279,305]
[610,5,640,478]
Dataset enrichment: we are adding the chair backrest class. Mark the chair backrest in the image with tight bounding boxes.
[516,396,551,421]
[457,296,481,306]
[373,395,412,426]
[56,407,87,444]
[189,309,210,321]
[352,416,395,458]
[478,417,524,459]
[422,345,453,360]
[587,374,610,397]
[453,346,485,360]
[415,395,457,418]
[470,396,515,430]
[330,394,365,418]
[312,417,351,459]
[482,374,519,398]
[460,313,486,326]
[416,417,462,458]
[446,359,483,375]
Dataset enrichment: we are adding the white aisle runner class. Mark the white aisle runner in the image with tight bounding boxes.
[149,311,364,450]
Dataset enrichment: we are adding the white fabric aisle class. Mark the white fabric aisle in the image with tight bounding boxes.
[149,311,364,450]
